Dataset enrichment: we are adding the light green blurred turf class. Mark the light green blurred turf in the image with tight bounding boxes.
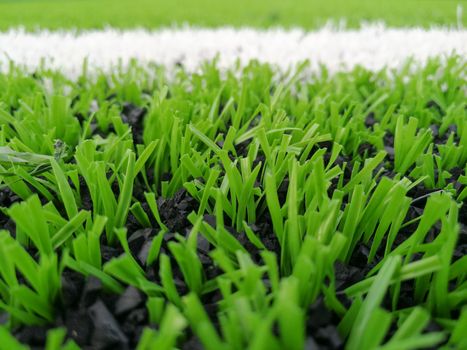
[0,0,464,31]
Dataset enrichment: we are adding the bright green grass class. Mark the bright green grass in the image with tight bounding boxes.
[0,0,464,31]
[0,57,466,349]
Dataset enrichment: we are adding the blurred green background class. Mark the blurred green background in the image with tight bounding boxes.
[0,0,463,30]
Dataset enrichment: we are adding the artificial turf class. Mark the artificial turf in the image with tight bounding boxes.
[0,0,464,31]
[0,56,466,349]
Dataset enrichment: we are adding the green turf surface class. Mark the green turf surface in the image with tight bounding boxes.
[0,57,465,349]
[0,0,463,30]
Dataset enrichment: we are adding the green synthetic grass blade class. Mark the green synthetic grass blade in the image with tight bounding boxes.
[51,210,89,249]
[51,159,78,220]
[114,151,135,229]
[8,196,53,255]
[0,327,28,350]
[347,256,401,349]
[183,293,227,350]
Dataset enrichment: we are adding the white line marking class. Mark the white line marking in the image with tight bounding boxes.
[1,24,466,77]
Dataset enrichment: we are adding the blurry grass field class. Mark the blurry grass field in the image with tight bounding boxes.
[0,0,464,30]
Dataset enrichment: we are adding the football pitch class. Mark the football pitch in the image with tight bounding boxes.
[0,1,466,349]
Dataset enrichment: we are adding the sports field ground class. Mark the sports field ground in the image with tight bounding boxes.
[0,1,466,349]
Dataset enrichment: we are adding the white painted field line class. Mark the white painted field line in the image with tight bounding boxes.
[0,24,466,77]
